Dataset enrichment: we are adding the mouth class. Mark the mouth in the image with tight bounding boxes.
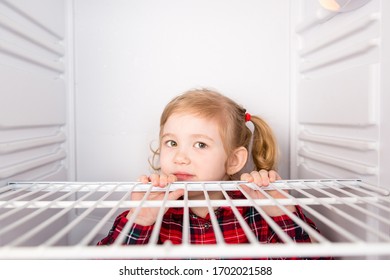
[174,173,195,181]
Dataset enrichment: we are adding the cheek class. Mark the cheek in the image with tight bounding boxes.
[159,149,169,166]
[202,154,228,175]
[200,164,228,181]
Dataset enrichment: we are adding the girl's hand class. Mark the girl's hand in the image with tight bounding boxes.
[240,169,281,187]
[126,174,183,226]
[138,173,178,187]
[240,169,296,216]
[240,169,283,199]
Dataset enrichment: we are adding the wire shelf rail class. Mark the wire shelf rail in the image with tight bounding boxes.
[0,179,389,259]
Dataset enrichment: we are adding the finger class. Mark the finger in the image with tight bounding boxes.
[268,170,281,182]
[276,171,282,180]
[240,173,254,182]
[259,169,271,186]
[250,170,263,186]
[137,175,150,184]
[158,173,178,187]
[159,174,168,187]
[268,170,276,182]
[167,174,178,184]
[149,173,160,186]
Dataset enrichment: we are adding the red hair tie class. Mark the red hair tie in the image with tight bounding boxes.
[245,113,251,122]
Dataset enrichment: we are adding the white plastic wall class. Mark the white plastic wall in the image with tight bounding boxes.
[73,0,292,181]
[1,0,390,254]
[2,0,389,190]
[290,0,390,190]
[0,0,69,187]
[289,0,390,253]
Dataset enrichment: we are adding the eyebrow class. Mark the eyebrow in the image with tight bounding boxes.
[161,133,215,142]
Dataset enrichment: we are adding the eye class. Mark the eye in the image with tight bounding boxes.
[194,142,207,149]
[165,140,177,148]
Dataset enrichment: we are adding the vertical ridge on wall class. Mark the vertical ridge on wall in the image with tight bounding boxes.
[0,0,67,187]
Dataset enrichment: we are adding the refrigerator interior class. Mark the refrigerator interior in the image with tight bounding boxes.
[0,0,389,259]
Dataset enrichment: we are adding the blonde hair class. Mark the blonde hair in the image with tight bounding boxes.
[150,88,279,173]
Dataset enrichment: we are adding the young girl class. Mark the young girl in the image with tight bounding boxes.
[98,88,319,257]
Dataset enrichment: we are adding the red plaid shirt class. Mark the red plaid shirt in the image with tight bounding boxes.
[98,192,326,259]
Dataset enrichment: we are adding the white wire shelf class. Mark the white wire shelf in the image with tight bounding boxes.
[0,179,389,259]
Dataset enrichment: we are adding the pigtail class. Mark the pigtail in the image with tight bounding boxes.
[249,115,279,171]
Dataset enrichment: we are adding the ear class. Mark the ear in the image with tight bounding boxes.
[226,146,248,176]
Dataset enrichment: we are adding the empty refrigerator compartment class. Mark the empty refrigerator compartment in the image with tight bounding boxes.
[0,179,389,259]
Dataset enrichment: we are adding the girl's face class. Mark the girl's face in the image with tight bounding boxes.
[159,113,230,182]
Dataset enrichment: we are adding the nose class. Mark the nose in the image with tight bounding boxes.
[173,149,190,165]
